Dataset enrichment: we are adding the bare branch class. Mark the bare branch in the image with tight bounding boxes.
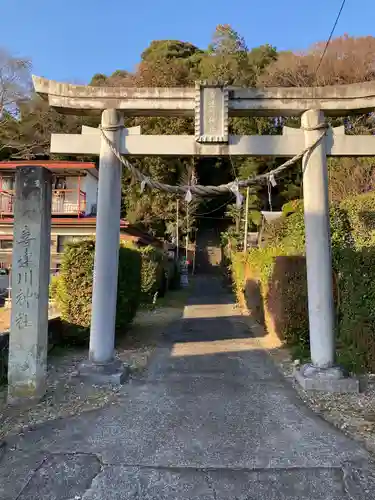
[261,36,375,88]
[0,48,31,119]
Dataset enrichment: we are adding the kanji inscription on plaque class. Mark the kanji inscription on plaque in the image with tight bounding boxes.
[195,82,228,143]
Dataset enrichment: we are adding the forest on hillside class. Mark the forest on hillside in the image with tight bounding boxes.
[1,25,375,241]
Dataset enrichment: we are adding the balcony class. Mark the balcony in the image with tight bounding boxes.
[51,189,86,215]
[0,189,87,217]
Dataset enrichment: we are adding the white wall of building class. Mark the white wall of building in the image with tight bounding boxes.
[52,225,97,237]
[82,172,98,215]
[0,224,96,239]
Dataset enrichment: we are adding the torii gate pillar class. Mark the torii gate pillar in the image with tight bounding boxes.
[295,109,359,392]
[79,109,128,384]
[302,109,335,367]
[32,76,372,391]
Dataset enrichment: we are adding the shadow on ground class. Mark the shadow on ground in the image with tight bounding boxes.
[0,275,374,500]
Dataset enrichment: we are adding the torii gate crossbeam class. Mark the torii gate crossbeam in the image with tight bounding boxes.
[33,76,375,117]
[50,127,375,157]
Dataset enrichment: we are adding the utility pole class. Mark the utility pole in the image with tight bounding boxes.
[192,229,198,275]
[176,198,179,261]
[243,186,250,253]
[185,202,189,263]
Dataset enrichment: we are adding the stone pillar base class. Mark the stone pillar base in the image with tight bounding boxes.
[295,363,360,393]
[78,359,129,385]
[7,381,46,407]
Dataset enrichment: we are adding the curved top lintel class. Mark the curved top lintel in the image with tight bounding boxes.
[32,75,195,100]
[32,75,375,117]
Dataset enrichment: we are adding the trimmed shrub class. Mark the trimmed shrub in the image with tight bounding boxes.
[137,246,165,303]
[335,192,375,371]
[53,240,142,338]
[340,191,375,248]
[117,245,142,329]
[230,251,248,307]
[245,204,309,346]
[282,199,301,216]
[54,240,95,330]
[240,244,310,348]
[231,196,375,372]
[167,260,181,290]
[260,251,309,347]
[49,274,59,300]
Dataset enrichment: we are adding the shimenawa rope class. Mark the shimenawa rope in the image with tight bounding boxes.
[99,123,328,201]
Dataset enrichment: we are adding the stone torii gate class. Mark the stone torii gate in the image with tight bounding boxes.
[10,77,375,400]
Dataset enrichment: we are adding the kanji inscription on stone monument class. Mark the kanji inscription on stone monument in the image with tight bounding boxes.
[8,166,52,403]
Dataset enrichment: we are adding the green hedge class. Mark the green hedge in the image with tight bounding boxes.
[231,251,248,306]
[167,260,181,290]
[335,192,375,371]
[232,193,375,373]
[138,246,165,303]
[51,240,179,341]
[117,244,142,329]
[53,240,142,338]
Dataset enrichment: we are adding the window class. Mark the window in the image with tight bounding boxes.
[2,177,14,191]
[54,177,67,190]
[57,235,88,253]
[0,239,13,250]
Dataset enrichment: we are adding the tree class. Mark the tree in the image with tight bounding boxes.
[1,95,93,159]
[0,49,31,119]
[199,25,277,87]
[208,24,247,55]
[328,157,375,202]
[261,35,375,87]
[141,40,201,63]
[135,41,202,88]
[260,35,375,205]
[89,73,108,86]
[199,25,251,85]
[0,49,31,156]
[0,48,92,159]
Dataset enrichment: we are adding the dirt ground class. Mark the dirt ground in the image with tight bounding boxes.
[0,308,10,332]
[243,312,375,457]
[0,286,189,440]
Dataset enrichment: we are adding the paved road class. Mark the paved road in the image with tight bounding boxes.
[1,276,374,499]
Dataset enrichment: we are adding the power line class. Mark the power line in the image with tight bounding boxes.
[315,0,347,79]
[195,216,232,219]
[194,196,235,217]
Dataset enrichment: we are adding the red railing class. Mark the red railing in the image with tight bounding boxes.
[0,189,87,217]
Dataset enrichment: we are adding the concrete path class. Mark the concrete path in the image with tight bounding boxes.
[1,276,374,499]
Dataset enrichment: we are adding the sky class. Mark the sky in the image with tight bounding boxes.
[1,0,374,84]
